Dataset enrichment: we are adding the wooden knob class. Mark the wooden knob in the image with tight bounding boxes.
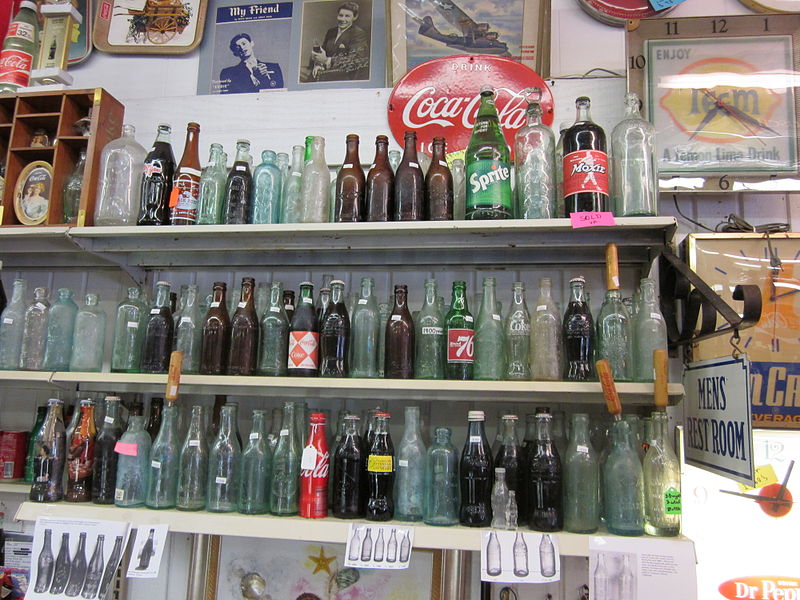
[654,348,669,410]
[605,242,620,291]
[596,359,622,417]
[166,351,184,405]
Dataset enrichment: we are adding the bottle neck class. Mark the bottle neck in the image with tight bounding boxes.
[187,407,204,437]
[393,289,408,311]
[640,281,657,305]
[155,285,170,308]
[477,92,498,120]
[424,281,437,306]
[345,138,360,163]
[501,419,518,445]
[212,285,227,304]
[611,420,631,448]
[158,405,177,436]
[575,102,592,123]
[535,416,553,442]
[467,419,486,441]
[311,139,326,163]
[343,419,359,438]
[402,408,421,440]
[250,411,267,438]
[181,127,200,166]
[402,135,418,160]
[374,139,389,163]
[240,280,254,304]
[155,128,172,145]
[269,283,283,308]
[430,141,446,162]
[481,281,497,314]
[234,145,250,164]
[281,404,295,432]
[127,416,146,432]
[218,406,236,439]
[434,428,451,445]
[11,281,26,303]
[360,278,374,300]
[103,400,121,429]
[570,282,585,303]
[525,106,542,127]
[451,286,467,310]
[512,285,524,305]
[291,146,304,171]
[570,415,591,446]
[299,285,313,305]
[331,283,344,305]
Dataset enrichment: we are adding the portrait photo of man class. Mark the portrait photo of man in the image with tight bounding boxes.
[219,32,284,93]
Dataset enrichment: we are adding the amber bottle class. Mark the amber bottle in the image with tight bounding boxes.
[200,282,231,375]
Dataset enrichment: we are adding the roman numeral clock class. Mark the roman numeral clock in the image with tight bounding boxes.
[627,14,800,193]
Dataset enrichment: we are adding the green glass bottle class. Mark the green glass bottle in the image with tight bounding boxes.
[239,409,272,515]
[474,277,506,380]
[604,420,644,536]
[175,284,202,374]
[563,413,599,533]
[207,404,241,512]
[414,278,445,380]
[423,426,459,526]
[643,412,681,536]
[43,288,79,371]
[445,281,474,380]
[197,143,228,224]
[350,276,380,378]
[258,282,289,376]
[597,243,631,381]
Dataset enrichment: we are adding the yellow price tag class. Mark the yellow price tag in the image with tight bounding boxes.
[737,464,778,492]
[367,455,393,473]
[0,205,5,224]
[71,23,80,43]
[77,209,86,227]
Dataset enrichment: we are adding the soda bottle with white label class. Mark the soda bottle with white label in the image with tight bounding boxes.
[288,282,319,377]
[170,122,202,225]
[562,96,609,215]
[414,278,445,379]
[299,412,329,518]
[207,404,241,512]
[465,85,513,220]
[137,125,176,226]
[0,1,39,93]
[384,284,414,379]
[200,282,231,375]
[445,281,474,380]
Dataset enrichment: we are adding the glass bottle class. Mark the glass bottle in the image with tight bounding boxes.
[612,92,658,217]
[69,293,107,372]
[604,420,645,536]
[563,277,594,381]
[170,122,202,225]
[377,301,390,377]
[146,398,164,442]
[316,285,331,327]
[563,413,599,533]
[423,426,459,526]
[146,404,180,509]
[366,413,395,521]
[465,85,513,220]
[30,398,66,502]
[111,287,147,372]
[34,527,55,592]
[530,278,562,380]
[512,530,529,577]
[228,277,259,376]
[474,277,506,380]
[65,399,96,502]
[597,288,632,382]
[200,282,231,375]
[451,158,466,220]
[276,151,290,196]
[94,124,147,226]
[49,532,71,595]
[174,284,202,374]
[64,531,87,596]
[555,121,570,216]
[365,135,394,221]
[207,404,241,512]
[384,284,414,379]
[320,280,350,377]
[197,143,227,224]
[643,412,681,536]
[505,282,531,380]
[19,286,50,370]
[114,415,151,507]
[414,278,445,380]
[515,99,556,219]
[539,534,556,577]
[270,401,301,515]
[0,279,27,369]
[251,150,282,224]
[82,534,105,598]
[445,281,474,380]
[491,467,510,529]
[140,281,173,374]
[25,405,47,483]
[388,149,401,172]
[138,124,176,225]
[332,414,363,518]
[486,531,502,576]
[224,140,253,224]
[349,276,379,378]
[632,278,667,382]
[281,145,305,224]
[258,281,289,376]
[527,410,562,531]
[300,136,331,223]
[593,540,611,600]
[335,134,365,222]
[43,288,78,371]
[460,410,493,527]
[426,137,453,220]
[562,96,609,215]
[288,282,319,376]
[177,405,208,511]
[495,414,523,509]
[239,409,271,515]
[92,396,123,504]
[98,536,123,597]
[394,406,426,521]
[394,131,425,221]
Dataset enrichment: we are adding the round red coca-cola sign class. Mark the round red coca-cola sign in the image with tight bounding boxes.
[387,55,554,159]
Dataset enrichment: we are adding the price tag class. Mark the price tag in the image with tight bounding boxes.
[465,315,473,323]
[569,211,617,229]
[391,314,402,321]
[409,162,419,168]
[127,321,138,328]
[649,0,687,10]
[612,276,620,288]
[398,459,409,467]
[650,312,662,320]
[180,316,192,324]
[189,440,200,447]
[280,428,289,436]
[439,160,448,167]
[292,171,302,177]
[104,416,115,424]
[302,297,313,304]
[664,487,682,514]
[115,488,125,501]
[367,455,393,472]
[577,444,589,454]
[358,299,368,305]
[342,163,353,169]
[249,432,260,440]
[114,442,138,456]
[2,318,12,325]
[151,460,161,469]
[215,476,227,485]
[536,305,547,312]
[269,306,280,313]
[492,314,501,321]
[469,435,482,443]
[210,301,220,307]
[301,446,317,470]
[150,308,161,314]
[237,302,247,308]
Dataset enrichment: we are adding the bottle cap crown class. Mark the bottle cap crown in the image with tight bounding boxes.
[468,410,485,421]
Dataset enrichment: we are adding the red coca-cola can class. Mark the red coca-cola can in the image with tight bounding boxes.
[0,431,29,480]
[299,412,329,519]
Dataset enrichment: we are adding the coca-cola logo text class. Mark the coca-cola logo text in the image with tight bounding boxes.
[301,451,330,479]
[401,86,532,131]
[0,53,32,70]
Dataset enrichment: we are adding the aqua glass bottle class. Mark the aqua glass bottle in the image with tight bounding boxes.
[632,278,667,382]
[394,406,426,521]
[257,282,289,376]
[604,420,645,536]
[110,287,147,373]
[276,151,290,198]
[270,401,301,515]
[281,145,304,224]
[423,426,459,526]
[146,404,180,509]
[207,404,241,512]
[43,288,79,370]
[414,278,445,380]
[240,409,272,515]
[597,289,632,382]
[514,100,557,219]
[505,281,531,380]
[350,276,380,378]
[563,413,599,533]
[0,279,27,370]
[176,406,208,511]
[377,301,390,377]
[624,414,645,463]
[197,143,228,225]
[611,92,658,217]
[20,287,50,370]
[530,278,563,381]
[114,416,151,507]
[174,284,202,374]
[643,412,681,536]
[69,294,107,372]
[251,150,283,224]
[474,277,506,380]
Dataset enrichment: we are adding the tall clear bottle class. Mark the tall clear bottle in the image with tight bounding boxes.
[530,278,562,380]
[474,277,506,380]
[177,405,208,511]
[384,284,414,379]
[423,426,459,526]
[414,278,445,380]
[258,281,289,376]
[19,286,50,370]
[30,398,66,502]
[65,399,96,502]
[239,409,271,514]
[111,287,147,373]
[490,467,511,529]
[515,98,556,219]
[252,150,283,224]
[223,140,253,224]
[92,396,123,504]
[460,410,493,526]
[146,404,180,509]
[197,143,228,224]
[563,277,594,381]
[505,282,531,380]
[140,282,173,373]
[451,158,466,220]
[527,410,562,531]
[612,92,658,217]
[281,145,305,224]
[69,293,107,372]
[228,277,259,376]
[270,401,301,515]
[174,284,202,373]
[632,278,667,382]
[445,281,474,380]
[394,406,426,521]
[597,243,632,381]
[114,416,151,507]
[137,124,175,226]
[0,279,27,369]
[43,288,79,370]
[563,413,599,533]
[320,280,350,377]
[349,276,380,378]
[643,412,681,536]
[207,404,241,512]
[94,124,147,226]
[300,136,331,223]
[604,420,645,536]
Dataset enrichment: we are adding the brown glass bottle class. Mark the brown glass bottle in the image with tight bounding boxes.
[171,122,202,225]
[384,284,415,378]
[146,397,163,441]
[393,131,425,221]
[335,134,365,222]
[228,277,259,376]
[200,282,231,375]
[365,135,394,221]
[425,137,453,220]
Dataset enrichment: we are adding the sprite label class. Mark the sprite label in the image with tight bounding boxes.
[466,159,513,212]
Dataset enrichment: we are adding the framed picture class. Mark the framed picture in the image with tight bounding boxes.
[627,14,800,193]
[13,161,53,226]
[92,0,208,54]
[68,0,94,65]
[686,232,800,429]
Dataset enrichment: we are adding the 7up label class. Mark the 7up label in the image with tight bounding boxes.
[466,160,513,212]
[447,328,474,364]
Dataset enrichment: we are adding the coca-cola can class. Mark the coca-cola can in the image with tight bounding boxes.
[0,431,29,480]
[299,412,329,519]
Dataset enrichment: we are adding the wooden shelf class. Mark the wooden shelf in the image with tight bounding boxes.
[0,481,30,494]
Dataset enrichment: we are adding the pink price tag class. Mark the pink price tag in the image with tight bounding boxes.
[570,211,617,229]
[114,441,138,456]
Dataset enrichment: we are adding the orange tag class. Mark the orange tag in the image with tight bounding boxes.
[168,188,180,208]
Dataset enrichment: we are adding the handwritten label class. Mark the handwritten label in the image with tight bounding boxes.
[738,464,779,492]
[569,211,617,229]
[301,446,317,470]
[115,488,124,501]
[664,487,682,514]
[114,442,138,456]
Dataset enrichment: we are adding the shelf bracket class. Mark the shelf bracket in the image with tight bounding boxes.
[659,248,762,354]
[64,231,146,287]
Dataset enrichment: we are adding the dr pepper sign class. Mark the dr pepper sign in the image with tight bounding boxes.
[387,55,554,158]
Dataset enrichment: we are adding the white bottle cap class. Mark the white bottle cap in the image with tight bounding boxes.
[468,410,485,421]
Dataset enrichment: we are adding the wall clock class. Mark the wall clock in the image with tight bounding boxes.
[738,0,800,13]
[576,0,674,27]
[687,233,800,430]
[627,14,800,192]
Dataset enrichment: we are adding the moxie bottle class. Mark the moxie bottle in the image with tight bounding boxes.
[562,96,609,215]
[445,281,474,380]
[366,413,395,521]
[140,281,174,374]
[200,282,231,375]
[228,277,259,375]
[299,412,329,518]
[30,398,66,502]
[393,131,424,221]
[332,414,363,518]
[65,399,96,502]
[460,410,493,527]
[365,135,394,221]
[425,137,453,220]
[224,139,253,224]
[170,122,202,225]
[527,409,563,532]
[288,282,319,376]
[320,280,350,377]
[563,276,594,381]
[384,284,414,379]
[137,124,176,226]
[335,134,365,222]
[92,396,123,504]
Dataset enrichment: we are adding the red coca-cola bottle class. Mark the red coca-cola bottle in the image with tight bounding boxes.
[562,96,609,215]
[299,412,329,518]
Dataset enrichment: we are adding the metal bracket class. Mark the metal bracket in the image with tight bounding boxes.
[659,248,762,354]
[64,231,146,287]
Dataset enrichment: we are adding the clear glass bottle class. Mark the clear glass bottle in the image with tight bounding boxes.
[515,99,556,219]
[19,286,50,370]
[394,406,426,521]
[643,412,681,536]
[140,281,173,374]
[239,409,272,515]
[0,279,27,369]
[30,398,66,502]
[92,396,123,504]
[604,420,645,536]
[146,404,180,509]
[513,530,529,576]
[423,426,459,526]
[114,415,151,507]
[281,145,305,224]
[176,405,208,511]
[632,278,667,382]
[65,399,96,502]
[414,278,445,380]
[258,281,289,376]
[175,284,202,374]
[491,467,511,529]
[43,288,79,371]
[505,281,531,380]
[62,149,86,223]
[224,140,253,224]
[475,277,506,380]
[111,287,147,373]
[597,289,632,382]
[300,136,331,223]
[486,530,502,576]
[69,293,106,372]
[495,414,523,509]
[94,124,147,226]
[530,278,562,381]
[270,401,301,515]
[197,143,228,224]
[564,413,599,533]
[252,150,283,224]
[207,404,241,512]
[451,158,466,220]
[612,92,658,217]
[349,276,380,378]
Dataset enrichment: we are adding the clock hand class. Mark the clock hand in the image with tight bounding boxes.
[702,89,781,137]
[775,459,794,501]
[718,489,793,504]
[689,104,724,140]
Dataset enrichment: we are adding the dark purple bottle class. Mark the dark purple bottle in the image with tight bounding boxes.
[384,284,414,378]
[393,131,425,221]
[140,281,174,374]
[526,410,562,531]
[137,124,175,226]
[200,282,231,375]
[319,280,349,377]
[366,413,394,521]
[228,277,259,376]
[562,276,594,381]
[332,414,364,518]
[460,410,493,527]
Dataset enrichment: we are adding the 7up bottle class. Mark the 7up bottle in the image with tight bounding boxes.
[465,85,513,220]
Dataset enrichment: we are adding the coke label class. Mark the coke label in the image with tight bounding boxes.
[288,331,319,369]
[300,416,328,518]
[563,150,609,197]
[0,49,33,87]
[447,328,475,363]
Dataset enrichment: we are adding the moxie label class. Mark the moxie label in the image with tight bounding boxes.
[447,328,474,363]
[288,331,319,369]
[563,150,609,197]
